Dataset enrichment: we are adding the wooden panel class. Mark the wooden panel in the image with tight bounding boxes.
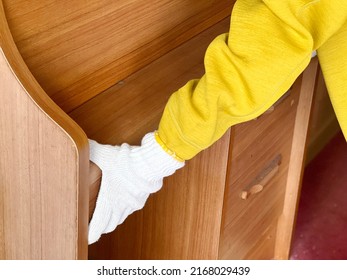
[0,1,89,259]
[69,18,231,144]
[76,18,231,237]
[275,58,319,259]
[69,18,231,260]
[89,132,231,260]
[243,221,278,260]
[0,48,87,259]
[220,168,288,259]
[89,162,101,221]
[219,84,300,259]
[3,0,234,112]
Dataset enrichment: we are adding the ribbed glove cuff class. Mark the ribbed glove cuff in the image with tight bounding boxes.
[130,132,185,183]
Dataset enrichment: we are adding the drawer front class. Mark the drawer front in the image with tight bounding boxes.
[219,88,299,260]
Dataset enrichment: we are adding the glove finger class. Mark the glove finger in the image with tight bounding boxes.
[88,177,113,244]
[88,139,118,169]
[104,202,128,232]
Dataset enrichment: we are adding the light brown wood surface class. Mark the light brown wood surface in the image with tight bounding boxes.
[74,14,319,259]
[71,18,232,260]
[1,0,325,260]
[88,132,231,260]
[0,1,89,259]
[80,16,233,232]
[275,58,319,259]
[3,0,233,112]
[219,81,301,259]
[89,162,101,221]
[69,18,232,144]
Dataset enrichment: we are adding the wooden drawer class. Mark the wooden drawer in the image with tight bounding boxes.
[219,88,300,259]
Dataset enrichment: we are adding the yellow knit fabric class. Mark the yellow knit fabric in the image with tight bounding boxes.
[318,21,347,139]
[158,0,347,160]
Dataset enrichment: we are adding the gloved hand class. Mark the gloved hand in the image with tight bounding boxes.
[88,132,185,244]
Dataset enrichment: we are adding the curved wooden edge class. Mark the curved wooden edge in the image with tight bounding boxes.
[0,2,88,148]
[0,1,89,259]
[89,162,102,221]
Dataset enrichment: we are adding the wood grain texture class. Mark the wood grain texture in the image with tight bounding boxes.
[0,1,89,259]
[69,18,231,144]
[219,82,300,259]
[75,17,318,260]
[275,58,319,259]
[89,132,231,260]
[3,0,233,112]
[69,18,231,260]
[73,19,231,240]
[89,162,101,221]
[1,0,319,259]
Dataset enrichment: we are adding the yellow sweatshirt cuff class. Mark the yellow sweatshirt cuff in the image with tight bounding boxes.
[154,131,185,162]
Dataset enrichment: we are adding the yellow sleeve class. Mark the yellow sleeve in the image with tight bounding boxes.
[317,21,347,140]
[158,0,347,160]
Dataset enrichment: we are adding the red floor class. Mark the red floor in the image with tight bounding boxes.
[290,131,347,260]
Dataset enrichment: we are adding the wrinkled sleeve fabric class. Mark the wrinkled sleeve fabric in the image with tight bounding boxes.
[157,0,347,160]
[317,21,347,140]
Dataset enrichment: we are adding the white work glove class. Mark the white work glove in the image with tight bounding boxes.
[88,132,185,244]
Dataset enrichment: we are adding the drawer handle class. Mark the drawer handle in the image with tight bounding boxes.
[240,154,282,200]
